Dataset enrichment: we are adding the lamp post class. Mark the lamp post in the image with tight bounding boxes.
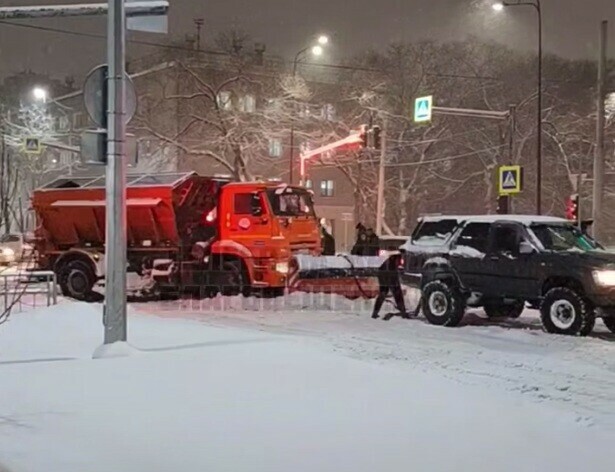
[493,1,542,215]
[289,35,329,184]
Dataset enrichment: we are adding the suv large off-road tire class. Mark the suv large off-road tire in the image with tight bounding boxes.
[484,301,525,319]
[540,287,595,336]
[422,280,466,327]
[602,317,615,334]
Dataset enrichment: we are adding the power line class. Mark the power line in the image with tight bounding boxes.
[384,144,507,167]
[0,19,501,81]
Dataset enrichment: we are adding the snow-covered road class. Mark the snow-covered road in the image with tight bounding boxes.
[132,293,615,429]
[1,297,615,471]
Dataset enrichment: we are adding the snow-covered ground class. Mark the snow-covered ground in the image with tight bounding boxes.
[1,297,614,471]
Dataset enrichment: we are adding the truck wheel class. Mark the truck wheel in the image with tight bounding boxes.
[540,287,595,336]
[219,261,248,297]
[422,281,465,327]
[484,301,525,319]
[58,260,95,301]
[602,317,615,334]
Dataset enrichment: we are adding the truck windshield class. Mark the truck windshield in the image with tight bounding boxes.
[266,189,315,217]
[530,224,601,252]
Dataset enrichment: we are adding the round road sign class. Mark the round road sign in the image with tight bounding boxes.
[83,64,137,128]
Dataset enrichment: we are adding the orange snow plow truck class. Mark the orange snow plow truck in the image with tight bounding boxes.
[31,171,382,300]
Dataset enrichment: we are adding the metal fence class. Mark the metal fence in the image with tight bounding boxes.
[0,270,58,314]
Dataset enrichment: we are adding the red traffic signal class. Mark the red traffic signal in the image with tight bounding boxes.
[566,194,579,221]
[359,125,382,150]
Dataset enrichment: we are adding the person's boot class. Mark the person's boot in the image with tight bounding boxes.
[371,313,380,319]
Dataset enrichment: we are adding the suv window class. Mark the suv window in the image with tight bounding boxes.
[412,219,458,246]
[492,225,520,254]
[456,223,490,253]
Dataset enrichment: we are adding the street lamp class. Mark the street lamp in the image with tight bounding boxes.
[311,45,324,57]
[289,34,330,184]
[32,86,48,103]
[493,0,543,215]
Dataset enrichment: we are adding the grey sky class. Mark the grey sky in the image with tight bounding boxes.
[0,0,613,80]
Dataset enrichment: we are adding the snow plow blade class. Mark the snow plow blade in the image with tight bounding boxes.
[288,255,386,299]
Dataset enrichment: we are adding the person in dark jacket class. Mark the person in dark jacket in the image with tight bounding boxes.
[371,252,411,320]
[320,223,336,255]
[351,223,368,256]
[364,228,380,256]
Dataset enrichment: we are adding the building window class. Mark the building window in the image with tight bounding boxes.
[57,116,69,132]
[321,104,336,121]
[72,112,88,130]
[304,179,313,189]
[269,138,282,158]
[320,180,334,197]
[239,94,256,113]
[217,91,232,110]
[60,151,71,166]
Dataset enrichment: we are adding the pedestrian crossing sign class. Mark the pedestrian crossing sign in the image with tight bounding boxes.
[414,95,433,123]
[24,137,41,154]
[498,165,523,195]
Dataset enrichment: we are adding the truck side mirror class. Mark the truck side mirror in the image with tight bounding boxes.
[251,193,263,217]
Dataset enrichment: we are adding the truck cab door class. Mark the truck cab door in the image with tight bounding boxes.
[224,191,272,249]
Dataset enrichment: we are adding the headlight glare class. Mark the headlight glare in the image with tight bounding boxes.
[593,270,615,286]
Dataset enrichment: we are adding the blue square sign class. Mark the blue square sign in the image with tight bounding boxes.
[498,165,523,195]
[414,95,433,123]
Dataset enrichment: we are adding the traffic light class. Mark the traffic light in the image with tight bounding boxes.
[372,126,381,150]
[566,194,579,222]
[497,195,509,215]
[359,124,369,148]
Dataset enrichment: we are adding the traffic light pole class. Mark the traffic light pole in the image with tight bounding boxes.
[592,20,608,240]
[375,118,387,236]
[103,0,128,345]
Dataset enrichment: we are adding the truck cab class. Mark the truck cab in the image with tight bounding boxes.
[211,182,321,292]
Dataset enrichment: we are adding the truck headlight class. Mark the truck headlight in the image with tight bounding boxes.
[275,262,289,274]
[593,270,615,286]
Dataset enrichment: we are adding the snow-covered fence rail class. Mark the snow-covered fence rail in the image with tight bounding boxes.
[0,270,58,316]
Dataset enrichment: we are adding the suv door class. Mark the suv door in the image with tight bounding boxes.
[449,222,491,292]
[483,221,541,298]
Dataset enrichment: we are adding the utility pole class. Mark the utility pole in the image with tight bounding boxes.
[592,20,608,240]
[194,18,204,50]
[375,118,386,236]
[103,0,128,344]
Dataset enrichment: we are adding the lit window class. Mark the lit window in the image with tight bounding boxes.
[269,139,282,158]
[305,179,313,189]
[321,104,336,121]
[58,116,69,131]
[320,180,334,197]
[239,94,256,113]
[217,91,232,110]
[60,151,71,166]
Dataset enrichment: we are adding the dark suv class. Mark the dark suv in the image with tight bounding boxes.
[401,215,615,336]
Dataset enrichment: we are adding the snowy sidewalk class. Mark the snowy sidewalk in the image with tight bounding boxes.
[1,302,614,472]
